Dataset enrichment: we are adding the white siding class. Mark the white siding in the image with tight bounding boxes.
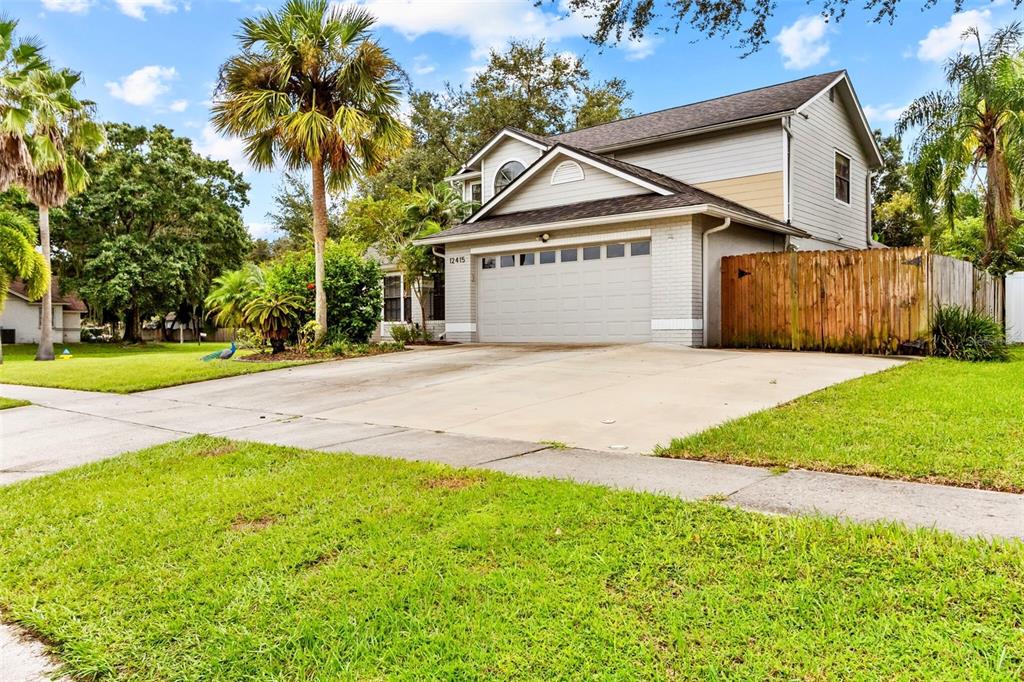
[615,123,782,185]
[443,245,475,342]
[789,90,871,248]
[0,298,79,343]
[0,297,39,343]
[494,158,647,215]
[480,138,544,203]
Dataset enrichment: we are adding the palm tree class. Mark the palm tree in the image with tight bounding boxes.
[205,263,266,329]
[242,289,304,354]
[897,23,1024,268]
[0,208,49,364]
[212,0,409,343]
[17,66,104,360]
[0,18,47,192]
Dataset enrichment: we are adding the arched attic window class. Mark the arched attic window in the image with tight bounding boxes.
[494,160,525,194]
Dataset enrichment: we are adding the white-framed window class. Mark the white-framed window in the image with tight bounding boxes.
[470,182,482,204]
[383,274,406,322]
[494,160,525,194]
[834,151,851,204]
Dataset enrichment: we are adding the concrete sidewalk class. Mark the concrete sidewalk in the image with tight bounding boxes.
[2,382,1022,540]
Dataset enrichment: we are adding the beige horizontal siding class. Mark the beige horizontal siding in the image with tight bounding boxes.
[694,171,784,220]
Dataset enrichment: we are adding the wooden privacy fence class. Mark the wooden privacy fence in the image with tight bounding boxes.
[721,247,1004,354]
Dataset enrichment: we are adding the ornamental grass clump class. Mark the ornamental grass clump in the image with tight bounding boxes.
[932,305,1008,361]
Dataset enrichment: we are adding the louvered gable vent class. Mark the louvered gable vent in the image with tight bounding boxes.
[550,160,584,185]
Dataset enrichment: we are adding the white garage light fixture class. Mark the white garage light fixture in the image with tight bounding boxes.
[539,233,550,242]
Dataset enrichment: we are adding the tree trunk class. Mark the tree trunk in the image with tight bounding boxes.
[123,306,142,344]
[35,205,55,361]
[983,142,1016,265]
[310,160,329,344]
[415,277,429,342]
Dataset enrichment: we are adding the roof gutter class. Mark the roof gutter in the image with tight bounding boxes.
[415,204,808,246]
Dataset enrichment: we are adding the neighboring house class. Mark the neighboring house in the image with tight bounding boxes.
[0,279,87,344]
[415,70,882,346]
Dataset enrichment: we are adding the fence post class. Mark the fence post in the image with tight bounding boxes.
[789,250,800,351]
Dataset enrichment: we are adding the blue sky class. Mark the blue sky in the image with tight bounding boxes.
[6,0,1020,239]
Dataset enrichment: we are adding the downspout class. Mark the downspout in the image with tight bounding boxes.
[781,116,792,223]
[702,217,731,347]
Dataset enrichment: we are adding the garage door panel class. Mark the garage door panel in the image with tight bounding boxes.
[478,241,651,343]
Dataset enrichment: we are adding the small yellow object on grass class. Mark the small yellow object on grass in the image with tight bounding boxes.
[59,348,73,360]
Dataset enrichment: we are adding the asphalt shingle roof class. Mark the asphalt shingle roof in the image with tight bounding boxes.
[551,71,843,151]
[8,278,87,312]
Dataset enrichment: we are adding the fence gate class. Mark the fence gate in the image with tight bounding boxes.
[721,247,1004,354]
[1008,272,1024,344]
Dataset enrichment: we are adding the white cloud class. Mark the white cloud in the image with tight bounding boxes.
[168,99,189,112]
[246,222,279,240]
[193,123,250,174]
[351,0,593,59]
[105,65,177,106]
[863,102,908,123]
[916,9,992,62]
[115,0,178,20]
[622,36,659,61]
[41,0,92,13]
[776,15,831,70]
[412,54,436,75]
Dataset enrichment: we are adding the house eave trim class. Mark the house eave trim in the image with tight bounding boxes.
[467,144,675,224]
[461,128,550,170]
[416,205,807,246]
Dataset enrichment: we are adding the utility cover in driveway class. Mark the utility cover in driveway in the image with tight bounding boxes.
[477,241,652,343]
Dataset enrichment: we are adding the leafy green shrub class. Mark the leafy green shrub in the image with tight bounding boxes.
[316,340,405,358]
[266,241,382,343]
[242,287,304,354]
[932,305,1008,361]
[387,324,416,345]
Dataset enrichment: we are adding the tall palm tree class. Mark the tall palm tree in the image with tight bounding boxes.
[897,23,1024,267]
[213,0,409,342]
[0,18,47,192]
[17,66,104,360]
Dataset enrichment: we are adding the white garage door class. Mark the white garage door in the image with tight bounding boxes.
[477,240,652,343]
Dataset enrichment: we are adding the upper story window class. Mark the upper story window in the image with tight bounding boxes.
[834,151,851,204]
[469,182,481,204]
[494,160,525,194]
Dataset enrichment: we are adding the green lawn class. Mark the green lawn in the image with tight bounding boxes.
[0,343,311,393]
[0,396,29,409]
[659,349,1024,492]
[1,438,1022,680]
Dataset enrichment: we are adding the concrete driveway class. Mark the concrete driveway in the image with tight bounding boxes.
[143,344,901,453]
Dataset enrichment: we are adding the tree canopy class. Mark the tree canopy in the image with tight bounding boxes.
[897,23,1024,270]
[363,40,633,197]
[55,123,251,340]
[552,0,1018,55]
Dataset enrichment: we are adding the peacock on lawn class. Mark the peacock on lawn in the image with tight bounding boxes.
[201,341,237,362]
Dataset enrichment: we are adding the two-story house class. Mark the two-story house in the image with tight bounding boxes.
[404,70,880,346]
